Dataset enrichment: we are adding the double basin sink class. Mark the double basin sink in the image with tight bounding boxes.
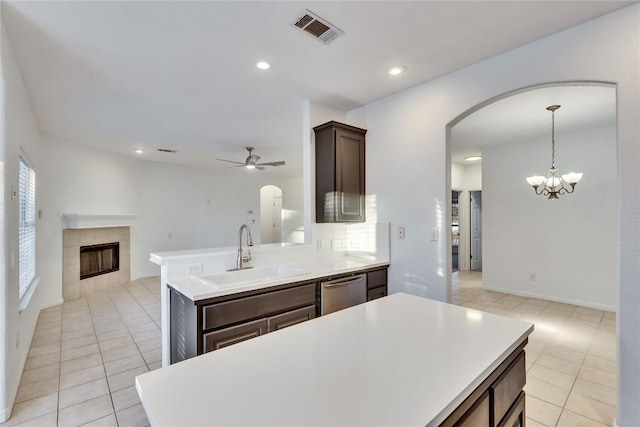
[192,265,310,290]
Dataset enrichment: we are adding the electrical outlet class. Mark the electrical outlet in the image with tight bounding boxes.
[398,226,405,239]
[317,240,323,250]
[187,263,203,274]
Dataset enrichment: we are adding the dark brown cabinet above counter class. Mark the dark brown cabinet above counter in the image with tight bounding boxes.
[314,121,366,223]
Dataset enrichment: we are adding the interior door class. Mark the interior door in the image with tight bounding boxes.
[271,196,282,243]
[470,191,482,271]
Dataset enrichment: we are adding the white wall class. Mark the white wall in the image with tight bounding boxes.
[39,135,305,293]
[452,162,482,191]
[483,126,617,309]
[0,23,45,421]
[347,5,638,424]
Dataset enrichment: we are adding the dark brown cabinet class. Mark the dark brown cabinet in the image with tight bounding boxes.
[314,121,366,223]
[204,319,268,352]
[367,268,388,301]
[169,266,389,364]
[441,342,527,427]
[169,282,316,363]
[267,305,316,332]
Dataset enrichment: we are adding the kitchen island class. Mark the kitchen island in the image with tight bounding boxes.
[136,293,533,426]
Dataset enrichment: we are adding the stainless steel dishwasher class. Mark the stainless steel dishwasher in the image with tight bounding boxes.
[320,274,367,315]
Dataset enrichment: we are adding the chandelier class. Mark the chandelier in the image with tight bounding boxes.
[526,105,583,199]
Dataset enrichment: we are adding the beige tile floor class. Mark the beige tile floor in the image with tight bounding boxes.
[453,271,617,427]
[1,277,162,427]
[3,272,617,426]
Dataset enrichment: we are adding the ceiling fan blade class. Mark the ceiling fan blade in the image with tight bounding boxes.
[225,165,246,169]
[256,161,285,167]
[256,166,265,171]
[217,159,245,165]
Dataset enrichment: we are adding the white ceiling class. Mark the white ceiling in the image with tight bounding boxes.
[1,1,633,176]
[451,84,617,164]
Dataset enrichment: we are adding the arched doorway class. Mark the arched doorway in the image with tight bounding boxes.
[260,185,283,244]
[447,82,618,310]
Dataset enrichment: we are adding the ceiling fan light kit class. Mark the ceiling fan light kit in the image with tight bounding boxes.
[217,147,286,171]
[526,105,583,200]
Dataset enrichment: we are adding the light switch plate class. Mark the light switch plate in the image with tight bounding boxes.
[398,226,405,239]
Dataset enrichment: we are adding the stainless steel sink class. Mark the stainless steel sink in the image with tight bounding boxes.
[193,265,309,289]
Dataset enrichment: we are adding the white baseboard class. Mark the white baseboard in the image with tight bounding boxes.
[40,298,64,310]
[482,285,617,312]
[1,406,11,423]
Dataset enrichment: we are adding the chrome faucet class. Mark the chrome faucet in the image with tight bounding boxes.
[231,224,254,271]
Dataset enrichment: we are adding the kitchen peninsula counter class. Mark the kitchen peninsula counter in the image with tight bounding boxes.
[136,293,533,426]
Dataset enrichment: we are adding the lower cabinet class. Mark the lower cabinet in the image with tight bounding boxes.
[204,319,268,352]
[203,305,317,352]
[170,282,317,364]
[169,266,389,364]
[441,341,527,427]
[498,392,525,427]
[268,305,316,332]
[457,391,490,427]
[366,268,388,301]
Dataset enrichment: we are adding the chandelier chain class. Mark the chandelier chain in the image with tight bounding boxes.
[551,108,555,169]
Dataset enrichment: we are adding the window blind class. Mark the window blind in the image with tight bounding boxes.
[19,155,36,298]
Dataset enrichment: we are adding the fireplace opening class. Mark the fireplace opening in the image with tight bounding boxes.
[80,242,119,280]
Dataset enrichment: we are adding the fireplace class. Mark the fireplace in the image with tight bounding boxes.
[80,242,120,280]
[63,226,131,300]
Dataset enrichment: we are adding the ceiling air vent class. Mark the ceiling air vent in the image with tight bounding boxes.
[292,10,344,45]
[157,148,177,153]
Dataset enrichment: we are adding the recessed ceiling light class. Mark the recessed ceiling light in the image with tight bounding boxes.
[465,156,482,161]
[387,65,407,76]
[256,61,270,70]
[135,149,144,154]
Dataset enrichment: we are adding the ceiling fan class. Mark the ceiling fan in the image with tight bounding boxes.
[216,147,286,170]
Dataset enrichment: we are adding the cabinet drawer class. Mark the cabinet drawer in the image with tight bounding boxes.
[367,269,387,289]
[367,286,387,301]
[203,319,268,352]
[455,390,490,427]
[492,351,526,425]
[203,283,316,330]
[497,391,525,427]
[268,305,316,332]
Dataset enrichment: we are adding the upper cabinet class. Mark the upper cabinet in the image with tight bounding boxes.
[314,121,366,223]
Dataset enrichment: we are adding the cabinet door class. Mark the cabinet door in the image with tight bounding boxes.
[367,286,387,301]
[202,283,316,330]
[497,392,525,427]
[367,268,387,289]
[268,305,316,332]
[492,351,526,425]
[203,319,268,352]
[455,391,490,427]
[335,127,365,222]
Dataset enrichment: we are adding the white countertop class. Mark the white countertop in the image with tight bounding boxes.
[136,293,533,426]
[167,255,389,301]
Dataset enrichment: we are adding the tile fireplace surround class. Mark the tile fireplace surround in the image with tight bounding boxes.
[63,227,131,300]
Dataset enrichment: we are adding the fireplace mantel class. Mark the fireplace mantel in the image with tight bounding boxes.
[63,214,140,229]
